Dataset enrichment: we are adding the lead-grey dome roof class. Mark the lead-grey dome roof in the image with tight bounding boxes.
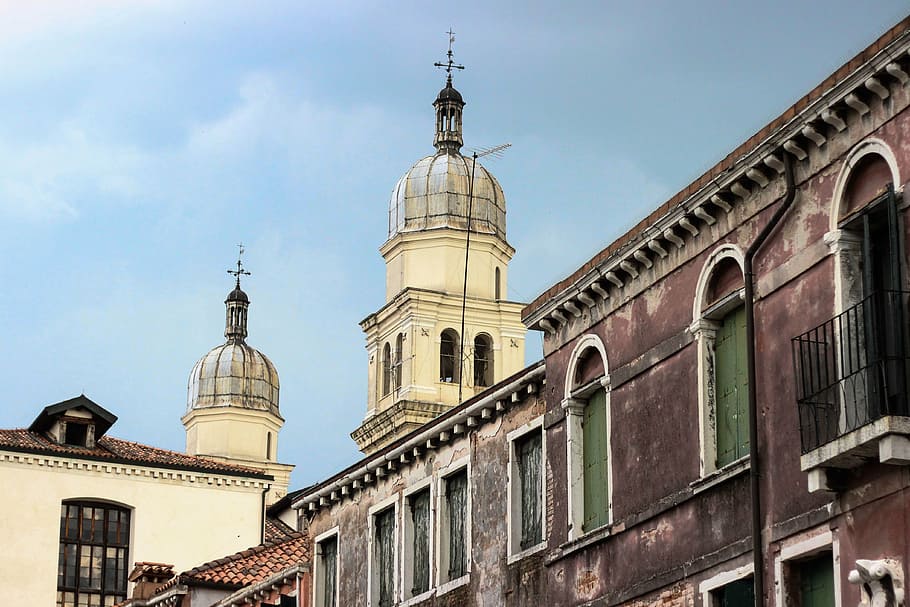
[388,151,506,240]
[186,341,281,416]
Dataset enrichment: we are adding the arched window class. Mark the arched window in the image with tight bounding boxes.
[440,329,459,383]
[495,267,501,300]
[381,342,392,397]
[394,333,404,391]
[563,334,611,539]
[58,501,131,606]
[266,432,272,461]
[692,245,748,475]
[473,334,493,387]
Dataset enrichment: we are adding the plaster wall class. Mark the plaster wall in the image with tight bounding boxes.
[0,455,266,603]
[306,392,546,607]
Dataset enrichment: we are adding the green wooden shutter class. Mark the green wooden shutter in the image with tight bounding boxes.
[799,554,835,607]
[716,577,754,607]
[582,388,609,532]
[715,305,749,468]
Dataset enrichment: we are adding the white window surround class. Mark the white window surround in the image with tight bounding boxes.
[773,528,840,607]
[507,416,547,563]
[699,562,753,607]
[367,494,400,607]
[401,477,434,604]
[436,456,471,594]
[825,138,902,317]
[689,244,746,478]
[562,333,612,541]
[313,526,339,607]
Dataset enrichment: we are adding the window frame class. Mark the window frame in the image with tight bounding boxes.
[401,478,434,604]
[367,495,399,607]
[774,529,840,607]
[436,457,471,593]
[507,417,546,562]
[313,527,340,607]
[57,500,131,607]
[562,333,612,541]
[691,244,748,478]
[439,329,460,384]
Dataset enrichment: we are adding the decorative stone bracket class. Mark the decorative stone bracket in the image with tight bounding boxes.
[848,559,905,607]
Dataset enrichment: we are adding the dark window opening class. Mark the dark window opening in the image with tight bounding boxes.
[473,334,493,387]
[440,329,459,383]
[409,490,430,596]
[445,469,468,580]
[381,342,392,396]
[516,431,542,550]
[394,333,404,391]
[711,577,754,607]
[64,422,89,447]
[318,536,337,607]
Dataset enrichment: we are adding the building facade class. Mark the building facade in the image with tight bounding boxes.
[522,15,910,607]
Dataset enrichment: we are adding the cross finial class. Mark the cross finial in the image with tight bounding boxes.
[227,243,251,287]
[433,28,464,86]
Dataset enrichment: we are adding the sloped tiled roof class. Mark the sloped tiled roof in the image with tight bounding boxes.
[0,429,270,478]
[264,516,296,542]
[178,532,309,588]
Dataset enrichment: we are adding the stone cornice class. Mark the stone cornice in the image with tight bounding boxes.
[523,26,910,343]
[0,450,272,488]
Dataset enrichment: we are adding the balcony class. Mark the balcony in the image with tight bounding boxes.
[792,290,910,483]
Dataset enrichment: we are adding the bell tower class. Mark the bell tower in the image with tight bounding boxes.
[351,39,527,454]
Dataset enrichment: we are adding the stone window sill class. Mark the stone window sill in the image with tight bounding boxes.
[437,574,469,596]
[690,457,750,495]
[506,541,546,565]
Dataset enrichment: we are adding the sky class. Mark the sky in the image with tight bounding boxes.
[0,1,907,487]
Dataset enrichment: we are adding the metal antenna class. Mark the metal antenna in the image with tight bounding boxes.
[227,243,251,287]
[434,28,464,85]
[458,143,512,403]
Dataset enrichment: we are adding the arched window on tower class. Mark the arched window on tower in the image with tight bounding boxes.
[394,333,404,391]
[495,267,501,300]
[440,329,459,383]
[473,334,493,387]
[382,342,392,397]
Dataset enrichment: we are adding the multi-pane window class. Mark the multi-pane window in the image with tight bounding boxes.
[316,535,338,607]
[440,329,459,383]
[715,305,749,468]
[406,489,431,597]
[57,501,130,607]
[710,577,754,607]
[473,334,493,387]
[516,431,543,550]
[442,469,468,581]
[373,508,396,607]
[582,388,609,532]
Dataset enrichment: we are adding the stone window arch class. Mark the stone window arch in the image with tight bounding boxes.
[562,333,612,539]
[826,138,902,315]
[381,342,392,397]
[690,244,748,476]
[394,333,404,391]
[440,329,459,383]
[473,333,493,387]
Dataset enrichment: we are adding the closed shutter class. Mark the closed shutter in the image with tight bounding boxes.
[799,554,835,607]
[410,490,430,595]
[582,388,609,532]
[321,537,337,607]
[517,431,542,549]
[374,509,395,607]
[446,471,468,579]
[715,305,749,468]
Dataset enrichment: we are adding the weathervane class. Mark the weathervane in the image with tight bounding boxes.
[227,243,251,288]
[434,28,464,85]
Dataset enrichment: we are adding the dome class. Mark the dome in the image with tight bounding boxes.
[226,286,249,303]
[436,83,463,103]
[388,152,507,240]
[186,341,280,416]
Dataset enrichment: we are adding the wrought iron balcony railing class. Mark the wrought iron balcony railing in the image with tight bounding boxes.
[791,290,910,454]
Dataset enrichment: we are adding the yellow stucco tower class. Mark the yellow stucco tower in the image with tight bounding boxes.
[182,261,294,504]
[352,63,527,454]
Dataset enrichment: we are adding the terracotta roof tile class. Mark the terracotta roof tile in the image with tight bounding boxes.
[179,532,309,588]
[0,429,268,477]
[264,516,296,542]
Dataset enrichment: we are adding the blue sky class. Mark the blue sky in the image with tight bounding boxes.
[1,1,907,486]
